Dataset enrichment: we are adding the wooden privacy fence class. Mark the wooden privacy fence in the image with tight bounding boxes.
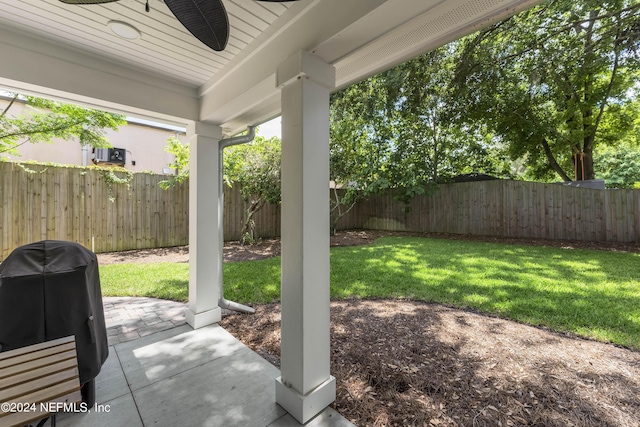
[0,162,280,260]
[337,180,640,243]
[223,179,281,243]
[3,161,637,261]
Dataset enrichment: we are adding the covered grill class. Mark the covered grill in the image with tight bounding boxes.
[0,240,108,406]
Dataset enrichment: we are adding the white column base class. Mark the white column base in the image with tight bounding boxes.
[275,375,336,424]
[185,307,221,329]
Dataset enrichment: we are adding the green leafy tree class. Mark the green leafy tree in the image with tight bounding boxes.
[0,93,126,155]
[224,136,281,244]
[159,136,190,189]
[595,94,640,147]
[329,45,513,225]
[158,134,281,244]
[592,95,640,188]
[595,143,640,188]
[330,77,394,234]
[454,0,640,182]
[388,47,512,187]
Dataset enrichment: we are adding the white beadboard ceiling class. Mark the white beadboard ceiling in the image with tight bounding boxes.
[0,0,293,88]
[0,0,542,134]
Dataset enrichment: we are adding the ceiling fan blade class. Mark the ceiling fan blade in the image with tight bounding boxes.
[59,0,119,4]
[164,0,229,52]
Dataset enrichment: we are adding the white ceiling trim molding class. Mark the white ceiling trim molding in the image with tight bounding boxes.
[204,0,543,135]
[0,26,199,123]
[199,0,387,129]
[332,0,545,90]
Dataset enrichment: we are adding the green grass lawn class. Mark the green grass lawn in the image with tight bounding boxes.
[99,236,640,349]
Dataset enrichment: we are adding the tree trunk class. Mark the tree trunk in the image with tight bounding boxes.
[240,197,265,245]
[541,138,572,181]
[330,188,358,236]
[577,10,597,181]
[0,94,18,118]
[431,115,439,182]
[575,136,595,180]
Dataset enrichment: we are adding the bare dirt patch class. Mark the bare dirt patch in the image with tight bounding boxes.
[97,230,383,265]
[97,238,277,265]
[97,229,640,266]
[98,230,640,426]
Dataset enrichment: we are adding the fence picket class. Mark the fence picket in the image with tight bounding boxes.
[334,181,640,244]
[0,162,282,259]
[1,162,638,261]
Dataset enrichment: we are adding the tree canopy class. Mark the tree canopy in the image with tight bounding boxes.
[330,0,640,190]
[453,0,640,181]
[159,135,190,189]
[329,45,514,207]
[160,134,282,244]
[595,142,640,188]
[0,94,126,155]
[225,136,281,244]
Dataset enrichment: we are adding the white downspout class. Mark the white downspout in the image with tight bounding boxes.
[218,126,256,314]
[82,144,89,167]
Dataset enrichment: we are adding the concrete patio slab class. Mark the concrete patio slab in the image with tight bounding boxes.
[103,297,187,346]
[116,324,246,391]
[58,392,143,427]
[132,345,286,426]
[93,345,129,403]
[56,312,354,427]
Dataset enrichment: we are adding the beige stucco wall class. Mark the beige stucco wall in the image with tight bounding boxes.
[1,97,188,174]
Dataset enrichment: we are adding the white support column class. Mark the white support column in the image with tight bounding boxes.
[185,121,223,329]
[275,51,336,424]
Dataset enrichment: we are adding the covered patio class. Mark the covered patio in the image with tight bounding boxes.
[59,320,351,426]
[0,0,540,424]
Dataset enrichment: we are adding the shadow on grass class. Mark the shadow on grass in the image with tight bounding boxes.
[129,260,282,304]
[150,279,188,301]
[330,237,640,349]
[102,236,640,349]
[224,258,281,303]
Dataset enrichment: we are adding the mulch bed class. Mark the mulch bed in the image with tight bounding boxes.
[220,300,640,427]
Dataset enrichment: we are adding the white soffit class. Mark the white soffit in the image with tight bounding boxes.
[0,0,295,88]
[0,0,543,131]
[206,0,543,135]
[330,0,544,90]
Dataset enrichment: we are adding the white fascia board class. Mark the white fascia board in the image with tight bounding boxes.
[332,0,546,90]
[222,94,281,138]
[241,98,282,131]
[310,0,448,64]
[0,26,199,124]
[206,75,277,136]
[202,0,543,133]
[198,0,386,127]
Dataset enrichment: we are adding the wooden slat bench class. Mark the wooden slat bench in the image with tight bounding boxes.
[0,336,82,427]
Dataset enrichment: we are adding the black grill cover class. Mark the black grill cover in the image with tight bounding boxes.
[0,240,108,384]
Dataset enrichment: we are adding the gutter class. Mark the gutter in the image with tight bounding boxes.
[217,126,257,314]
